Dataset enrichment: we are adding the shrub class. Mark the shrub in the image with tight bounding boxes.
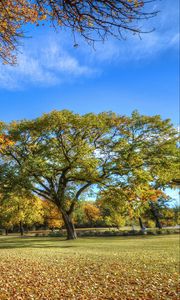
[147,230,157,235]
[48,231,65,237]
[0,229,4,235]
[146,220,156,228]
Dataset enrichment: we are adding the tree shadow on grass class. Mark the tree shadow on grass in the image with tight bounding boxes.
[0,237,77,249]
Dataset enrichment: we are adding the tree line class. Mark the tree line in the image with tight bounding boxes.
[0,195,179,236]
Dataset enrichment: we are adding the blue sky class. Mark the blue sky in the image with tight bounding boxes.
[0,0,179,202]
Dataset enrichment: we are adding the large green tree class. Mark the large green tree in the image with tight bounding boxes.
[0,110,178,239]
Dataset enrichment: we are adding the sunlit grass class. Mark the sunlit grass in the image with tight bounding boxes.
[0,235,179,299]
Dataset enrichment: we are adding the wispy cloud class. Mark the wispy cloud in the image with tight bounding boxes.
[0,38,96,90]
[0,0,178,90]
[84,0,179,62]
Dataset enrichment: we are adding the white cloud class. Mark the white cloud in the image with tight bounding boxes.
[41,42,93,75]
[0,38,96,90]
[169,33,179,47]
[83,0,179,62]
[0,0,178,90]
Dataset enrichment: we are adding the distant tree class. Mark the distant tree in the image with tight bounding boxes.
[73,201,86,227]
[97,185,164,229]
[83,202,100,227]
[0,110,178,239]
[145,196,179,228]
[172,205,180,226]
[97,188,128,228]
[0,0,158,64]
[161,208,176,227]
[0,194,14,235]
[73,200,103,227]
[42,200,64,230]
[0,193,44,235]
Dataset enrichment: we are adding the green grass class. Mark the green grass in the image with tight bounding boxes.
[0,235,179,299]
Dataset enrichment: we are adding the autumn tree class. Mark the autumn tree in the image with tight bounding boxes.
[0,0,39,64]
[0,194,14,235]
[83,202,101,227]
[73,201,101,227]
[97,188,128,228]
[72,201,86,227]
[0,110,178,239]
[143,195,179,229]
[96,111,178,230]
[0,193,44,235]
[97,186,167,230]
[0,0,158,64]
[0,110,121,239]
[42,200,64,230]
[172,205,180,226]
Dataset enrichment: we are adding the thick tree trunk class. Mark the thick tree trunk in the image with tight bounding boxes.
[44,220,48,230]
[138,217,146,231]
[19,221,24,236]
[61,210,77,240]
[5,229,8,236]
[155,216,162,229]
[150,201,162,229]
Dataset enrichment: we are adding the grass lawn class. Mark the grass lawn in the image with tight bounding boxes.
[0,235,179,299]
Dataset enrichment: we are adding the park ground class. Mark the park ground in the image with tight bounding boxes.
[0,235,179,300]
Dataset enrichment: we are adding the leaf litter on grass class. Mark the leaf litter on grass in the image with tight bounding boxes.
[0,235,179,300]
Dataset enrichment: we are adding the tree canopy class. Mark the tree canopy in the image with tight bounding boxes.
[0,110,178,239]
[0,0,158,64]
